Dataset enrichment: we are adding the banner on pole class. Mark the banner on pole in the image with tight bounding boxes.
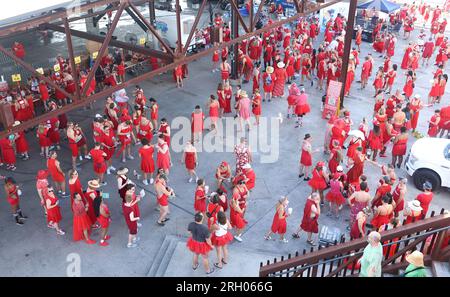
[11,74,21,82]
[53,64,61,72]
[36,68,44,75]
[322,80,342,119]
[74,56,81,64]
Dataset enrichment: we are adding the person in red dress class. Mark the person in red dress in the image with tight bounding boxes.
[371,194,394,231]
[0,136,16,171]
[100,124,116,175]
[360,56,371,89]
[138,138,155,185]
[229,181,248,242]
[391,126,408,168]
[68,169,83,211]
[372,67,384,96]
[262,66,275,102]
[174,64,183,88]
[299,134,319,180]
[384,64,397,94]
[272,61,287,98]
[403,70,415,100]
[212,48,220,72]
[428,109,441,137]
[350,208,369,240]
[415,182,434,217]
[223,82,233,114]
[206,194,224,231]
[117,120,135,163]
[36,170,50,216]
[90,143,107,185]
[392,177,407,217]
[194,179,208,218]
[94,194,111,247]
[292,193,321,246]
[437,74,448,104]
[371,176,392,209]
[47,151,68,197]
[12,41,25,59]
[72,193,95,244]
[438,105,450,137]
[4,177,27,225]
[344,64,355,97]
[328,140,342,175]
[308,161,329,205]
[300,53,313,86]
[215,161,231,193]
[37,123,51,158]
[182,141,198,183]
[158,118,171,147]
[265,197,290,243]
[122,192,140,248]
[251,89,262,125]
[85,179,102,229]
[325,173,346,218]
[403,200,424,225]
[317,54,327,91]
[13,124,29,161]
[149,98,159,133]
[156,135,171,176]
[220,58,231,86]
[45,186,65,235]
[368,124,383,161]
[154,173,174,226]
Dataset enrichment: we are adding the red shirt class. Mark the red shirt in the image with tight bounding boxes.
[416,193,433,216]
[90,148,105,164]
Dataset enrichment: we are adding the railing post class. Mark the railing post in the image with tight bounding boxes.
[431,230,446,261]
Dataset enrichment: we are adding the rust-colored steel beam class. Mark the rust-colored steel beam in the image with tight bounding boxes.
[0,0,119,37]
[0,0,341,139]
[252,0,265,31]
[64,18,82,101]
[81,1,126,97]
[0,45,74,101]
[229,0,250,33]
[339,0,357,108]
[249,0,254,32]
[182,0,208,55]
[175,0,182,54]
[128,1,175,57]
[42,23,172,61]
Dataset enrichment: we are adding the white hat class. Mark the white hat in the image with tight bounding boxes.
[95,114,102,118]
[88,179,100,189]
[414,94,421,98]
[408,200,423,212]
[117,167,129,175]
[336,165,344,172]
[277,61,285,68]
[13,121,21,127]
[300,87,305,93]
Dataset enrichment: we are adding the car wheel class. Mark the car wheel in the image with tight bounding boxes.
[413,169,440,191]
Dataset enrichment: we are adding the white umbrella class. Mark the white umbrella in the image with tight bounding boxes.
[348,129,365,141]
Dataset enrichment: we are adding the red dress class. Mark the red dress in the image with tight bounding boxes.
[139,146,155,174]
[328,149,340,174]
[300,149,312,166]
[403,76,414,98]
[122,203,138,235]
[263,72,275,93]
[69,178,83,209]
[368,131,383,150]
[90,149,106,174]
[6,184,19,206]
[428,115,440,137]
[184,151,196,170]
[158,124,171,147]
[416,193,433,216]
[371,212,393,230]
[194,188,206,212]
[47,159,64,183]
[15,132,29,154]
[155,180,169,207]
[229,197,247,229]
[300,199,319,233]
[392,138,407,156]
[224,88,233,113]
[325,180,346,205]
[271,208,287,234]
[308,169,327,190]
[85,189,98,225]
[350,217,365,240]
[156,142,170,170]
[0,139,16,164]
[97,204,111,228]
[72,200,92,241]
[392,185,404,214]
[347,156,364,184]
[137,122,153,142]
[252,95,262,116]
[37,128,51,148]
[46,195,62,224]
[101,131,115,160]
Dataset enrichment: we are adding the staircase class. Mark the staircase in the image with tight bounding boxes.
[383,261,450,277]
[146,235,179,277]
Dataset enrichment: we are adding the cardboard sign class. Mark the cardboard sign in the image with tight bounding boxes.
[92,51,98,59]
[139,37,146,45]
[36,68,44,75]
[322,80,342,119]
[74,56,81,64]
[53,64,61,72]
[11,74,21,82]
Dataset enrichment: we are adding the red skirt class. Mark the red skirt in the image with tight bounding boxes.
[286,65,295,77]
[271,215,287,234]
[69,143,79,157]
[325,191,346,205]
[16,137,29,153]
[187,238,212,255]
[252,106,261,116]
[300,150,312,166]
[7,196,19,206]
[141,159,155,173]
[47,206,62,224]
[287,95,296,106]
[392,143,407,156]
[73,213,92,241]
[97,215,110,229]
[230,209,247,229]
[93,162,107,174]
[300,217,318,233]
[308,177,327,191]
[295,103,310,116]
[185,153,196,170]
[2,148,16,164]
[263,84,274,93]
[194,199,206,213]
[211,231,234,246]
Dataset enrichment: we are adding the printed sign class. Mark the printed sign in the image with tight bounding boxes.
[139,37,146,45]
[11,74,21,82]
[322,80,342,119]
[36,68,44,75]
[53,64,61,72]
[92,51,98,59]
[74,56,81,64]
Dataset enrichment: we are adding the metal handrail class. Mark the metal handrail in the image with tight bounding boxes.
[268,225,450,277]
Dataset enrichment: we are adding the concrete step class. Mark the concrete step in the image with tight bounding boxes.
[155,238,179,277]
[431,261,450,277]
[146,236,171,277]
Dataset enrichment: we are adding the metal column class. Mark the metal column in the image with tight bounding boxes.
[230,0,239,79]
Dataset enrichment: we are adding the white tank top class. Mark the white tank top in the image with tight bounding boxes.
[215,223,228,237]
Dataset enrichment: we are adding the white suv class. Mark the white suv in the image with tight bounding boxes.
[405,138,450,191]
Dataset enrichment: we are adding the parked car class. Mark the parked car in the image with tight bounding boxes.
[405,138,450,191]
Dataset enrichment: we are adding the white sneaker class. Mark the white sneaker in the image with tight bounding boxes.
[127,243,137,248]
[79,156,83,161]
[149,178,154,184]
[280,238,289,243]
[234,235,243,242]
[84,155,91,160]
[110,166,116,171]
[107,169,111,175]
[195,176,199,183]
[143,179,149,185]
[188,177,193,183]
[57,229,65,235]
[137,222,142,227]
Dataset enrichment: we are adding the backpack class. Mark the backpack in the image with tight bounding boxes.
[265,74,272,85]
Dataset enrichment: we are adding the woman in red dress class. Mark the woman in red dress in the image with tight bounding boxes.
[371,194,394,230]
[372,67,384,96]
[154,174,173,226]
[401,45,413,69]
[182,141,198,183]
[292,193,321,246]
[158,118,171,147]
[317,57,327,91]
[308,161,329,205]
[68,169,83,211]
[368,124,383,161]
[206,194,224,231]
[326,173,346,217]
[251,89,262,125]
[344,64,355,96]
[262,66,275,102]
[156,135,171,175]
[72,193,95,244]
[208,95,220,132]
[347,147,367,185]
[174,65,183,88]
[392,178,407,217]
[90,143,107,184]
[122,192,140,248]
[0,136,16,171]
[220,58,231,86]
[301,53,312,86]
[410,94,426,132]
[45,187,65,235]
[95,194,111,247]
[13,124,29,161]
[47,151,68,197]
[285,54,295,84]
[299,133,317,180]
[224,82,233,114]
[428,109,441,137]
[212,49,219,72]
[194,179,208,218]
[138,138,155,185]
[117,120,134,163]
[350,209,369,240]
[328,140,342,174]
[4,177,27,225]
[252,63,261,93]
[85,179,101,229]
[272,62,286,98]
[191,105,204,144]
[391,126,408,168]
[403,200,424,225]
[37,123,51,158]
[403,70,415,100]
[229,186,247,242]
[265,197,290,243]
[437,74,448,104]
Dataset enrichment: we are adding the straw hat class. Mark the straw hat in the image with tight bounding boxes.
[266,66,274,74]
[277,61,285,68]
[406,251,424,267]
[88,179,100,189]
[240,90,248,98]
[13,120,21,127]
[408,200,423,212]
[117,167,129,175]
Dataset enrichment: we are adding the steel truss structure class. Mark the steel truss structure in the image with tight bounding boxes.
[0,0,352,139]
